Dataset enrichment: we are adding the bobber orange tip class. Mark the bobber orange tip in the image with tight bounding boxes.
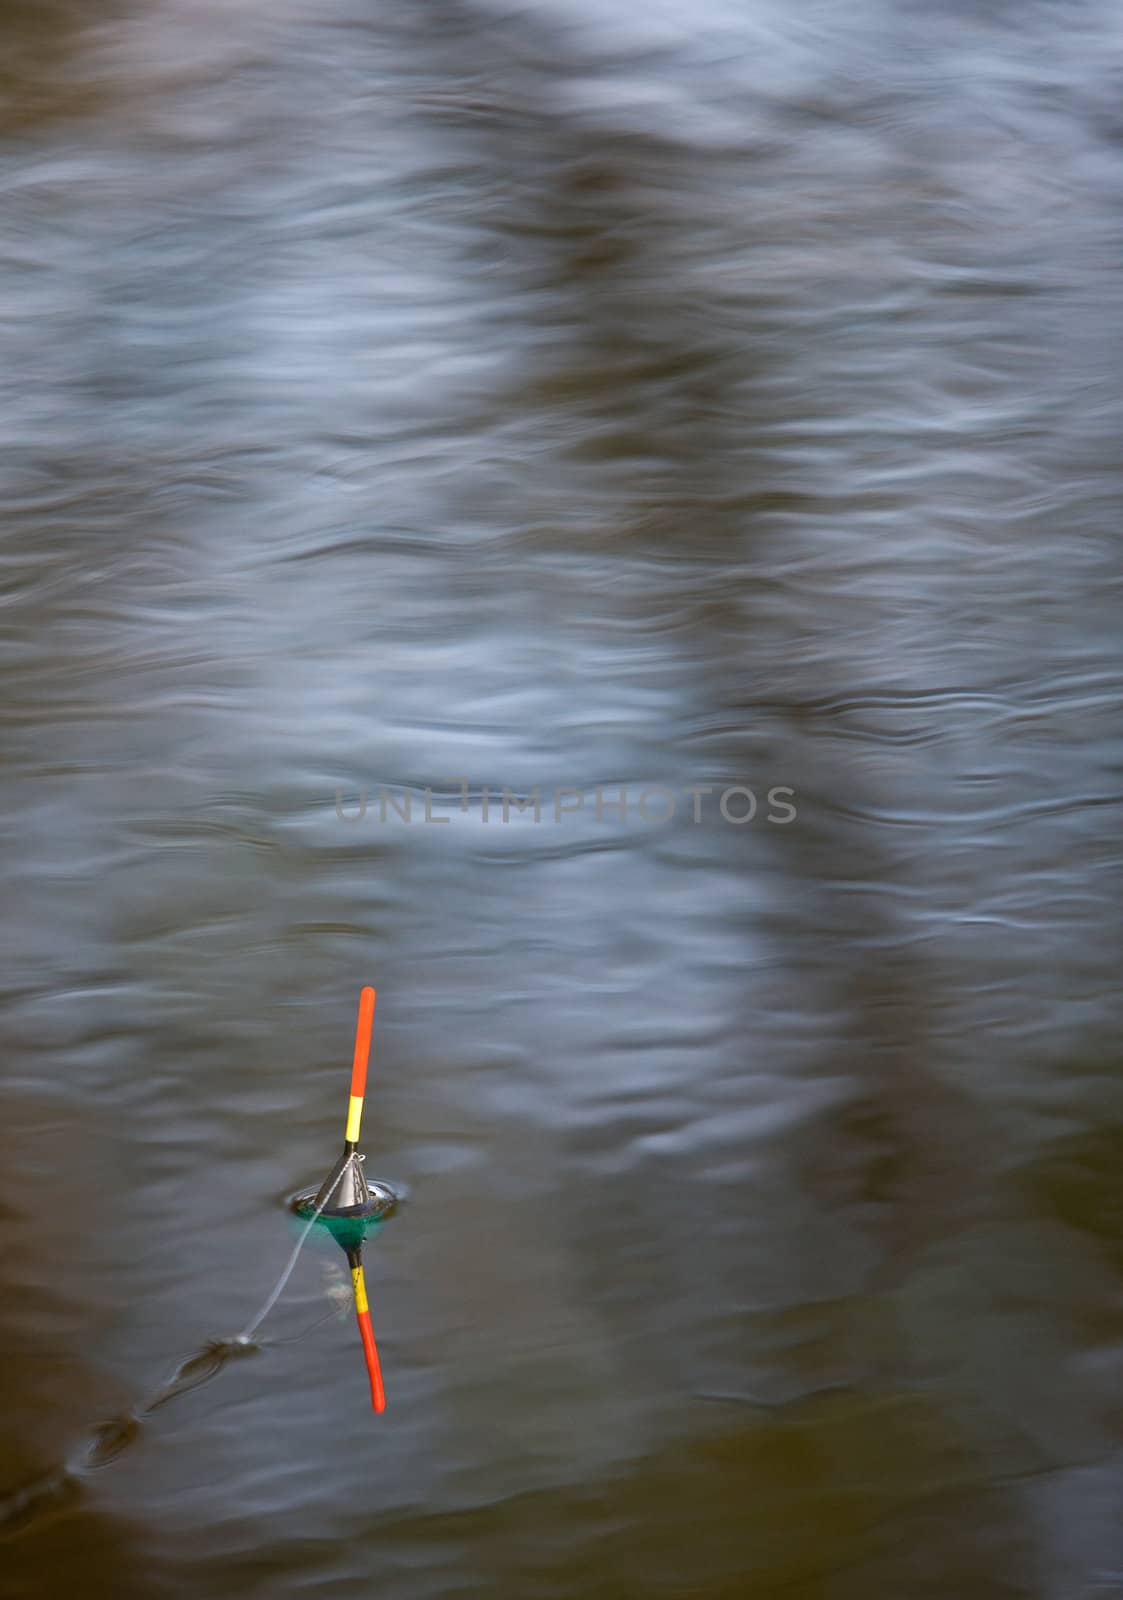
[345,985,376,1144]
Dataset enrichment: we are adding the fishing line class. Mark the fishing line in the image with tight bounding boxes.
[235,1152,356,1345]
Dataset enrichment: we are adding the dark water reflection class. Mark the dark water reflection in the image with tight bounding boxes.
[2,1,1122,1596]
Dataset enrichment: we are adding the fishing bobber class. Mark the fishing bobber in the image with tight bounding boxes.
[291,986,397,1414]
[294,1160,397,1254]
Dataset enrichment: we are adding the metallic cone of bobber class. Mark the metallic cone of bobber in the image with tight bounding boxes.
[314,1146,371,1211]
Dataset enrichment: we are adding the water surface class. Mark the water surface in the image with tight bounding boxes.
[1,2,1122,1596]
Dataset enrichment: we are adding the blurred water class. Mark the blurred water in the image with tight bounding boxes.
[1,2,1122,1596]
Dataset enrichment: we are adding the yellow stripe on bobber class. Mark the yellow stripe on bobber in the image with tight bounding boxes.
[345,1094,364,1144]
[351,1265,369,1315]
